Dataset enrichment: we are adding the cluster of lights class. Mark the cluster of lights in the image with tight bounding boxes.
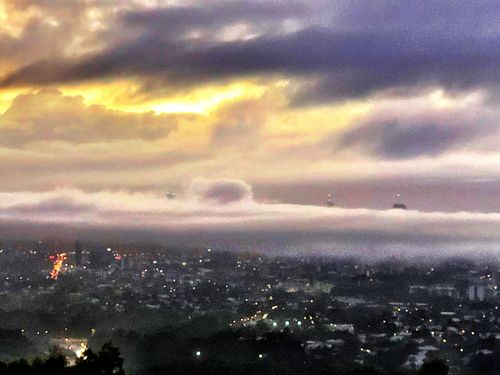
[49,253,67,280]
[75,342,87,358]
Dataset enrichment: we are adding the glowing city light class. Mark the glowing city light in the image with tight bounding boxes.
[75,342,87,358]
[50,253,67,280]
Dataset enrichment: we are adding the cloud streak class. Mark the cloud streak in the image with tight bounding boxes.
[1,179,500,259]
[1,1,500,104]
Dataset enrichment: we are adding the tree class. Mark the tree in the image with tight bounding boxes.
[0,342,125,375]
[73,342,125,375]
[32,351,66,375]
[419,359,449,375]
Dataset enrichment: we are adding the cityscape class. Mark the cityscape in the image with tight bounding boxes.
[0,240,499,374]
[1,0,500,373]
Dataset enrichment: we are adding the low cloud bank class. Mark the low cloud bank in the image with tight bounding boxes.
[0,179,499,259]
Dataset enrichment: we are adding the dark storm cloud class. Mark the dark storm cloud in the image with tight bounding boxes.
[189,178,253,204]
[338,122,463,159]
[123,1,310,37]
[289,33,500,105]
[332,0,500,36]
[326,95,499,159]
[2,1,500,102]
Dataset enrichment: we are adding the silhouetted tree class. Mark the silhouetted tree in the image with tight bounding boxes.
[32,352,66,375]
[347,367,384,375]
[418,359,449,375]
[0,342,125,375]
[73,342,125,375]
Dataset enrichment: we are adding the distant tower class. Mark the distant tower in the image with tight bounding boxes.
[392,193,407,210]
[120,255,130,271]
[74,241,82,267]
[326,193,334,207]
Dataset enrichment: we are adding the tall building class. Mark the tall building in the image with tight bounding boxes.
[468,284,486,301]
[74,241,82,267]
[326,193,334,207]
[392,193,407,210]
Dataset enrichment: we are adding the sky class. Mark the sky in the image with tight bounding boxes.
[1,0,500,255]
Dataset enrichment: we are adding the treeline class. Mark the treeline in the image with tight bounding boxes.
[0,342,124,375]
[0,347,450,375]
[0,337,453,375]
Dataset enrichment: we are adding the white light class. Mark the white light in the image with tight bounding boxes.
[195,350,201,357]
